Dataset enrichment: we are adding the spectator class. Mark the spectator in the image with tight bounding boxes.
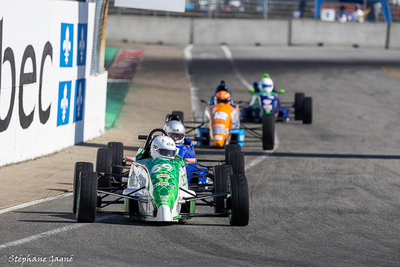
[336,5,350,23]
[351,4,365,23]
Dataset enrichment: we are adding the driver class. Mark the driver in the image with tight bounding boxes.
[163,120,196,165]
[149,135,177,159]
[125,135,180,162]
[163,119,209,185]
[208,81,232,105]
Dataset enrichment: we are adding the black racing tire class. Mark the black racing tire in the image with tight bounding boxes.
[225,144,241,165]
[96,148,113,188]
[213,164,232,214]
[294,92,305,120]
[227,174,249,226]
[73,162,93,214]
[262,113,275,150]
[76,171,98,223]
[172,111,184,124]
[302,97,312,124]
[126,199,140,214]
[107,142,124,181]
[229,151,245,175]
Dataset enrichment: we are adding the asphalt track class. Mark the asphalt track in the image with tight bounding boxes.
[2,44,400,267]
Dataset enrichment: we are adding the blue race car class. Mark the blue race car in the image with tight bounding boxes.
[241,73,312,150]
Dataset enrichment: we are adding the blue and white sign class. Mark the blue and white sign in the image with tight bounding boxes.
[77,23,87,66]
[74,79,85,122]
[60,23,74,67]
[57,81,72,126]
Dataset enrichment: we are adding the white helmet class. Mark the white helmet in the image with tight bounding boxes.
[163,120,185,144]
[260,77,274,93]
[150,136,177,159]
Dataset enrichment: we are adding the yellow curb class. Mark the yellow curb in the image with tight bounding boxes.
[381,67,400,79]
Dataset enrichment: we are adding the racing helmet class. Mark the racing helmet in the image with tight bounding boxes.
[214,90,231,105]
[260,77,274,93]
[163,120,185,144]
[165,114,181,123]
[150,136,177,159]
[215,81,231,94]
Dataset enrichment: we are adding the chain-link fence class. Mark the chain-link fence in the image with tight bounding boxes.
[107,0,400,23]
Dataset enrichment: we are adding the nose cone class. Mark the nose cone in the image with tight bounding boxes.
[156,205,173,222]
[212,135,225,148]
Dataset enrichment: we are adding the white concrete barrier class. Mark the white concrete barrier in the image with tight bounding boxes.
[291,19,388,48]
[106,16,191,44]
[193,19,288,46]
[0,0,107,166]
[389,23,400,49]
[106,15,397,49]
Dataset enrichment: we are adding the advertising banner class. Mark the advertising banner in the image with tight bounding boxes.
[114,0,186,13]
[0,0,106,166]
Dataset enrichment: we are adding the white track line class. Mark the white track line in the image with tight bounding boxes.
[220,45,279,170]
[0,192,73,215]
[184,44,203,122]
[0,215,114,250]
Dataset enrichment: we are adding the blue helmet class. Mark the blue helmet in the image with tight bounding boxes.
[215,80,231,94]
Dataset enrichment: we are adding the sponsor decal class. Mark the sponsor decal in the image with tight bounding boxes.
[77,23,87,66]
[0,19,53,131]
[214,135,223,140]
[74,79,85,122]
[151,163,173,173]
[263,99,272,105]
[153,182,176,190]
[57,81,72,126]
[213,111,229,121]
[213,127,225,134]
[263,105,273,111]
[60,23,74,68]
[156,174,170,178]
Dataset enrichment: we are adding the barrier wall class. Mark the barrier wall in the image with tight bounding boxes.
[193,19,288,46]
[0,0,108,166]
[291,20,388,48]
[106,15,398,49]
[106,16,191,44]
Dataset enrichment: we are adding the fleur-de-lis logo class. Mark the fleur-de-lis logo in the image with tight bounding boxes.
[76,82,83,118]
[79,28,85,64]
[60,84,69,122]
[63,27,71,65]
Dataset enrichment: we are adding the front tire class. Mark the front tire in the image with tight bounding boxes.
[73,162,93,214]
[213,164,232,214]
[294,92,304,120]
[76,171,98,223]
[96,148,113,188]
[107,142,124,182]
[227,174,249,226]
[262,113,275,150]
[302,97,312,124]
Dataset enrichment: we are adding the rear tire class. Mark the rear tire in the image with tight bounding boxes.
[294,92,304,120]
[107,142,124,181]
[213,164,232,213]
[227,174,249,226]
[96,148,113,188]
[225,144,241,165]
[302,97,312,124]
[73,162,93,214]
[76,171,98,223]
[262,113,275,150]
[229,151,245,175]
[172,111,184,124]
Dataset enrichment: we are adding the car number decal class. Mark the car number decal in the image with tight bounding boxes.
[213,111,229,121]
[151,163,173,173]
